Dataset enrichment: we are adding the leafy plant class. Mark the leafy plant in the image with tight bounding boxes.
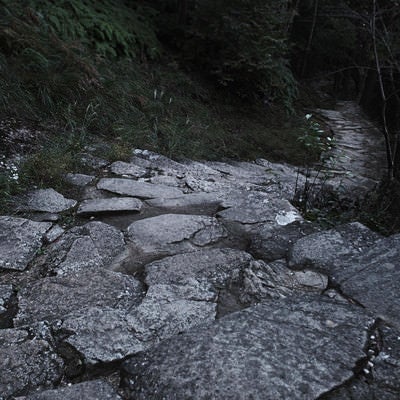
[294,114,336,213]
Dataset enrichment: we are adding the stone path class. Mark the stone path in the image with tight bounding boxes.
[0,141,399,399]
[316,101,387,199]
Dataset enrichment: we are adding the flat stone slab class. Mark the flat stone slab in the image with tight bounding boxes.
[0,328,63,398]
[110,161,147,178]
[288,222,380,274]
[0,216,51,271]
[122,294,373,400]
[77,197,143,215]
[60,307,145,365]
[145,192,222,212]
[18,188,77,213]
[145,248,253,289]
[65,173,94,186]
[14,268,143,326]
[124,214,227,268]
[97,178,183,199]
[18,380,122,400]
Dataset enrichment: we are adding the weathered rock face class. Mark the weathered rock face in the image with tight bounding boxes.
[1,142,399,400]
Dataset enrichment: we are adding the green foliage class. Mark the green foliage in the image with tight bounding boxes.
[153,0,298,111]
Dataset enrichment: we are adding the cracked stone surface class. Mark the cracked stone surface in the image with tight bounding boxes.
[97,178,183,199]
[37,221,126,274]
[0,216,51,271]
[14,268,143,326]
[77,197,143,215]
[0,328,64,398]
[122,294,373,400]
[16,380,122,400]
[123,214,228,269]
[250,220,319,262]
[17,188,77,213]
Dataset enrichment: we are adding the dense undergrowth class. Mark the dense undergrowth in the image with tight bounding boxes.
[0,0,313,206]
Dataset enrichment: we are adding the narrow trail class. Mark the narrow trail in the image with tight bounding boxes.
[317,100,387,198]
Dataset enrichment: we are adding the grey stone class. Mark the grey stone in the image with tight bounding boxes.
[97,178,183,199]
[205,160,268,179]
[61,307,145,365]
[241,259,328,304]
[0,328,63,398]
[145,248,253,289]
[18,380,122,400]
[127,284,216,345]
[132,149,187,174]
[15,268,143,326]
[217,191,302,233]
[288,222,380,274]
[146,192,222,214]
[149,174,184,187]
[122,294,373,400]
[40,221,125,274]
[65,173,94,186]
[251,220,319,261]
[110,161,148,178]
[0,284,13,314]
[18,188,77,213]
[337,234,400,328]
[77,197,143,215]
[0,216,51,271]
[125,214,227,267]
[44,225,64,243]
[79,153,108,169]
